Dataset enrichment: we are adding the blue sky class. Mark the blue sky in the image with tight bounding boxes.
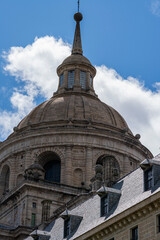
[0,0,160,155]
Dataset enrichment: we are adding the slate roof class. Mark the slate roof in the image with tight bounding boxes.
[26,158,160,240]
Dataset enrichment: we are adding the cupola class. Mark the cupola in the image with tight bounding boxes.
[55,12,96,97]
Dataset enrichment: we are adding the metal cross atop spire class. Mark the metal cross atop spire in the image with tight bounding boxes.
[78,0,80,12]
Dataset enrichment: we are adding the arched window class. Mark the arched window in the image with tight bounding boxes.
[39,152,61,183]
[68,70,74,88]
[96,155,120,187]
[44,160,60,182]
[0,165,10,195]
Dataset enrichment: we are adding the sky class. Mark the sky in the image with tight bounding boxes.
[0,0,160,156]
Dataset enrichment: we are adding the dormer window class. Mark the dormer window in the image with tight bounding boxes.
[68,70,74,88]
[60,74,63,87]
[80,71,86,89]
[61,211,83,238]
[101,195,108,216]
[144,167,152,191]
[97,186,121,217]
[64,217,71,238]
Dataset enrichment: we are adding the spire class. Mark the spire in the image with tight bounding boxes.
[72,12,83,55]
[55,9,96,98]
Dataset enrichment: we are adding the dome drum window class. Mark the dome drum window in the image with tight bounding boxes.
[44,160,61,183]
[39,152,61,183]
[80,71,86,89]
[96,155,120,187]
[68,70,75,88]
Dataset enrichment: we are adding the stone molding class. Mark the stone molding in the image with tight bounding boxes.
[77,192,160,240]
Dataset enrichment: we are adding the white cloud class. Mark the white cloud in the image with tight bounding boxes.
[0,36,70,140]
[3,36,71,98]
[95,66,160,155]
[151,0,160,17]
[1,36,160,156]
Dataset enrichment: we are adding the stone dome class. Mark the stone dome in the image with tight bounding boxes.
[17,93,132,135]
[0,11,153,238]
[62,54,91,65]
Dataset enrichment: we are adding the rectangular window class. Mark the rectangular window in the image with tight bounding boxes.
[101,195,108,216]
[68,70,74,88]
[31,213,36,227]
[64,217,70,238]
[32,202,36,208]
[144,167,152,190]
[131,226,138,240]
[60,74,64,87]
[157,214,160,233]
[80,71,86,89]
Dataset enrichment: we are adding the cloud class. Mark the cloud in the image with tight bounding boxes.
[95,66,160,155]
[0,36,70,140]
[151,0,160,17]
[3,36,71,98]
[1,36,160,156]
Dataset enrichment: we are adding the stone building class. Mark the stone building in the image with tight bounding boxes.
[27,154,160,240]
[0,10,154,240]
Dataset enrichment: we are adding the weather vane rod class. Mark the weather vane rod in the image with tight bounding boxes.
[78,0,80,12]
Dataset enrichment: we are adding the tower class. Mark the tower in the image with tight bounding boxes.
[0,10,152,240]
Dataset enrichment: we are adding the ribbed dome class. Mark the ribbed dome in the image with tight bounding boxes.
[62,54,91,65]
[17,94,132,134]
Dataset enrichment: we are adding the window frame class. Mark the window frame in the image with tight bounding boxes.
[60,74,64,87]
[101,194,109,217]
[31,213,36,227]
[64,217,71,238]
[131,226,138,240]
[80,71,87,89]
[156,214,160,233]
[144,167,153,191]
[68,70,75,89]
[32,202,37,209]
[44,159,61,183]
[90,75,93,86]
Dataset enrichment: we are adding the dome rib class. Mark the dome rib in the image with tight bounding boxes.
[40,98,54,122]
[17,94,132,135]
[82,95,92,120]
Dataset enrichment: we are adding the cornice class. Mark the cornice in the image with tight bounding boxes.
[0,123,152,161]
[75,191,160,240]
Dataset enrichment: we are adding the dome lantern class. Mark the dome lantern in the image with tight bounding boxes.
[55,12,97,97]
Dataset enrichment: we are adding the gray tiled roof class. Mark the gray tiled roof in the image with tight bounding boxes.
[28,165,160,240]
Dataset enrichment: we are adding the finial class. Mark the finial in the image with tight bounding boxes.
[74,12,83,22]
[72,8,83,55]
